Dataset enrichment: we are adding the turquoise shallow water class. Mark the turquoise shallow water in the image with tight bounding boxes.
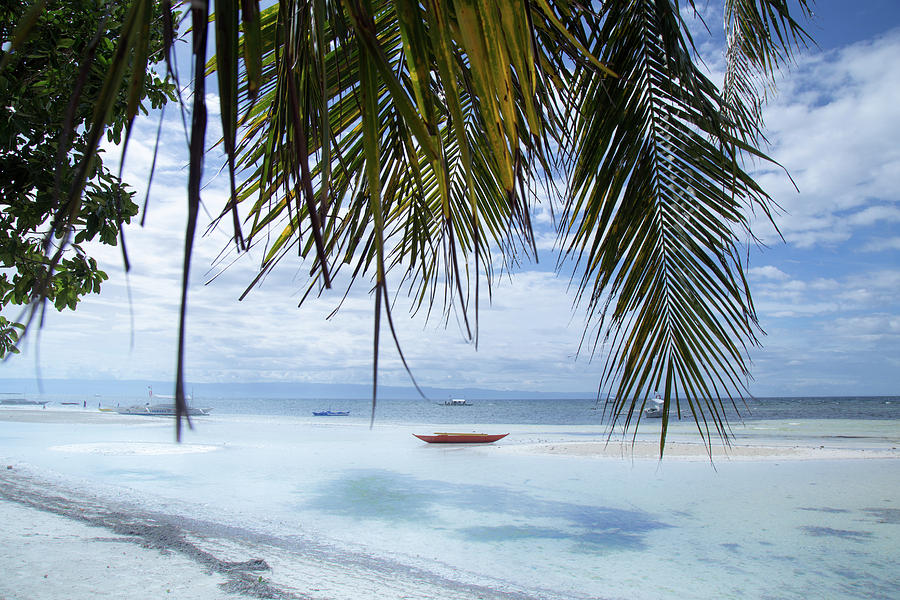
[1,408,898,599]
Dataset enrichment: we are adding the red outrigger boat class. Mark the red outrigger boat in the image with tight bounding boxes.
[413,432,508,444]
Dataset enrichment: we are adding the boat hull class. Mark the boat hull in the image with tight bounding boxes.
[0,400,49,406]
[116,404,211,416]
[413,433,508,444]
[312,411,350,416]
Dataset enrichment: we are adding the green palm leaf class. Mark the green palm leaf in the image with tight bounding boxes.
[560,1,780,453]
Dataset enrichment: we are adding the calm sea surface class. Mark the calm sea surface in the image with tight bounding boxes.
[188,394,900,423]
[42,393,900,424]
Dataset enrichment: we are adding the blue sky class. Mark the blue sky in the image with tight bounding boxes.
[2,3,898,397]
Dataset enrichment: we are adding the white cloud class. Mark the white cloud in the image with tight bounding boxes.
[861,236,900,252]
[755,300,840,319]
[205,92,221,116]
[827,314,900,339]
[753,269,898,318]
[749,265,790,280]
[753,29,900,248]
[846,205,900,227]
[746,262,900,395]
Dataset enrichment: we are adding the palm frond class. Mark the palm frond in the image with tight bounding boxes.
[723,0,813,141]
[561,0,779,452]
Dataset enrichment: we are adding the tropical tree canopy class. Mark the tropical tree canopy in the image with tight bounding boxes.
[0,0,174,357]
[4,0,812,452]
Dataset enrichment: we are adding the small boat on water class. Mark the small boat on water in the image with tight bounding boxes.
[0,399,49,406]
[312,410,350,416]
[116,403,212,416]
[0,393,48,407]
[643,391,664,419]
[115,387,211,417]
[414,432,508,444]
[439,398,470,406]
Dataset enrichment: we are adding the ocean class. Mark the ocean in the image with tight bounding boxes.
[1,395,898,599]
[68,393,900,424]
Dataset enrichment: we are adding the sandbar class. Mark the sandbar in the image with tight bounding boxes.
[499,439,900,461]
[0,407,143,424]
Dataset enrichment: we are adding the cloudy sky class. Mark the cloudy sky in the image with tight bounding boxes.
[3,3,898,397]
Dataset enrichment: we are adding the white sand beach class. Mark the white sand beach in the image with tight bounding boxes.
[0,495,231,600]
[503,438,900,460]
[1,407,898,600]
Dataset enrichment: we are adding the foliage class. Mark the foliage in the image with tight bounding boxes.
[6,0,812,450]
[0,0,175,357]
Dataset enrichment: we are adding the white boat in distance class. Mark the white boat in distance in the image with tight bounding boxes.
[0,398,50,407]
[115,387,211,416]
[643,392,664,419]
[439,398,471,406]
[0,393,49,407]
